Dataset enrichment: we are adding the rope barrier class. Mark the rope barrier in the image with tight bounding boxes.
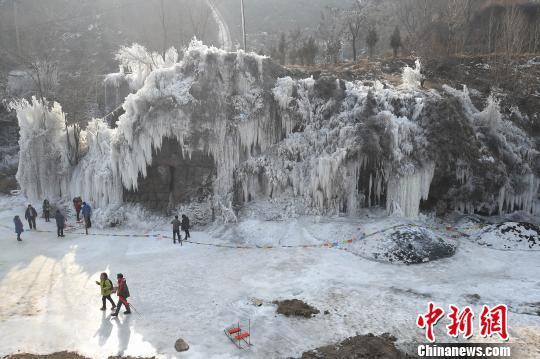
[2,220,539,252]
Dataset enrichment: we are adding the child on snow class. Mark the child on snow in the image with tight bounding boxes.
[111,273,131,317]
[14,215,23,241]
[96,273,116,311]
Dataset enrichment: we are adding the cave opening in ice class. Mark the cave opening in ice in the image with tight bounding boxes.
[123,137,215,212]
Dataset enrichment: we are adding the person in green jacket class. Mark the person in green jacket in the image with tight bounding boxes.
[96,272,116,311]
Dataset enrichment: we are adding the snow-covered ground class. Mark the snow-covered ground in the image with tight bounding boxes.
[1,194,539,358]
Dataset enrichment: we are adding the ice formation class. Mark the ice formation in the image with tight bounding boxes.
[9,97,71,201]
[12,41,540,220]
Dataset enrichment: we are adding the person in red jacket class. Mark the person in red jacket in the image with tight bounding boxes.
[73,197,82,221]
[111,273,131,317]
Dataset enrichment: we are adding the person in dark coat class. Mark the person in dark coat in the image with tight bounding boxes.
[171,215,182,245]
[81,202,92,235]
[25,204,37,230]
[14,215,23,241]
[54,210,66,237]
[111,273,131,317]
[181,214,190,240]
[42,199,51,222]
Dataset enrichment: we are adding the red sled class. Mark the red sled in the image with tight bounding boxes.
[224,320,251,349]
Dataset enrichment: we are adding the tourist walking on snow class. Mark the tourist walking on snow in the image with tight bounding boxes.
[55,210,66,237]
[171,215,182,245]
[73,197,82,221]
[181,214,190,240]
[82,201,92,235]
[42,199,51,222]
[111,273,131,317]
[14,215,23,241]
[25,204,37,230]
[96,273,116,311]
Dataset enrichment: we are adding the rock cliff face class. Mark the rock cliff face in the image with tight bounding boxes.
[10,41,540,219]
[124,137,214,211]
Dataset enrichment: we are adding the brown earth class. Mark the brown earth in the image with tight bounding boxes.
[273,299,320,318]
[4,352,155,359]
[297,333,412,359]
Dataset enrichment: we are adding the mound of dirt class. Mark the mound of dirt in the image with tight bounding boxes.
[6,353,155,359]
[475,222,540,250]
[297,333,409,359]
[5,353,89,359]
[273,299,320,318]
[350,225,456,264]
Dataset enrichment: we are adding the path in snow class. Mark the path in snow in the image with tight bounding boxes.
[0,196,539,358]
[207,0,233,51]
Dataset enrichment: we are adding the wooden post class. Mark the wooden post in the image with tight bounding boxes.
[240,0,247,51]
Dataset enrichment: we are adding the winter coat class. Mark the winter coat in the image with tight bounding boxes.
[54,212,66,228]
[96,278,114,296]
[81,204,92,218]
[14,217,24,234]
[116,278,130,299]
[25,206,37,220]
[171,219,181,230]
[74,200,82,212]
[181,216,190,230]
[43,200,51,212]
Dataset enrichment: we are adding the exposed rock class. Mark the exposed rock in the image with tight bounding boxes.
[250,298,264,307]
[475,222,540,250]
[351,225,456,264]
[273,299,320,318]
[174,338,189,352]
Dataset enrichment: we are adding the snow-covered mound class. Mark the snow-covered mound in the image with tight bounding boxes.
[350,225,457,264]
[474,221,540,250]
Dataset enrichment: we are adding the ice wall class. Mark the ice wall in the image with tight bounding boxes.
[12,42,540,219]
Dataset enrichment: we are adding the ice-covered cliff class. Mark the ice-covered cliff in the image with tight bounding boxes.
[11,41,540,219]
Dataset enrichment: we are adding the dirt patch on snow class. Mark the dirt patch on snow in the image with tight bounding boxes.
[273,299,320,318]
[5,353,155,359]
[297,333,410,358]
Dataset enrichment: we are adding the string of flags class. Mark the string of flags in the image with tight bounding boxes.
[2,221,483,251]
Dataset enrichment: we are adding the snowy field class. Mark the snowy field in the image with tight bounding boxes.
[1,195,539,358]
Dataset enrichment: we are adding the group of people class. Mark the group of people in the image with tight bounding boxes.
[13,197,93,241]
[96,272,131,317]
[171,214,190,245]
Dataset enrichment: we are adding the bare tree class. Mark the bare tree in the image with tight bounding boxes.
[318,7,343,64]
[390,26,401,58]
[366,26,378,59]
[159,0,168,58]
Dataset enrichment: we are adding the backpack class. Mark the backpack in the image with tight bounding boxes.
[107,279,113,291]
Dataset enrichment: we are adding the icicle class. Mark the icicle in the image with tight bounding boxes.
[386,162,435,218]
